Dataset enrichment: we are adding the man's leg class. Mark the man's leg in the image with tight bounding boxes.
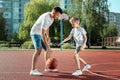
[44,51,51,65]
[30,49,43,76]
[40,39,51,68]
[30,34,43,75]
[31,49,42,70]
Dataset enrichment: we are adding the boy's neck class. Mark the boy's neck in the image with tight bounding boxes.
[75,25,80,28]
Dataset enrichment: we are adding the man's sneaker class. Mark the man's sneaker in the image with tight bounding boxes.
[30,69,43,76]
[45,68,58,72]
[82,64,91,72]
[72,70,83,76]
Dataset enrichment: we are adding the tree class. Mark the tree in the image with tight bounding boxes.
[104,22,118,37]
[82,0,108,45]
[0,12,7,41]
[19,0,59,42]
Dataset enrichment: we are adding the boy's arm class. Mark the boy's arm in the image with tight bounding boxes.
[82,34,87,47]
[60,34,73,45]
[80,34,87,51]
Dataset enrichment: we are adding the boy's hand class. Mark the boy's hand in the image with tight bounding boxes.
[80,44,86,51]
[58,43,61,46]
[58,42,63,46]
[82,44,86,48]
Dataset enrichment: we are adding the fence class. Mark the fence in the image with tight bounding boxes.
[104,36,120,46]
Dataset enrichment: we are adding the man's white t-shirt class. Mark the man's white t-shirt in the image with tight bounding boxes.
[30,12,54,35]
[70,27,87,47]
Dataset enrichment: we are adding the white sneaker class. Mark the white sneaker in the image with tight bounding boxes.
[30,69,43,76]
[82,64,91,72]
[45,68,58,72]
[72,70,83,76]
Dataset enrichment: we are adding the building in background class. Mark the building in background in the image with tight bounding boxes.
[60,0,71,9]
[0,1,3,13]
[109,12,120,36]
[0,0,120,40]
[0,0,29,40]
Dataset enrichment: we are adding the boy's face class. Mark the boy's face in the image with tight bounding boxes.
[70,21,79,28]
[51,10,62,19]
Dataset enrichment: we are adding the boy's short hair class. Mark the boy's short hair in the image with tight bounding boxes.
[69,17,80,24]
[53,7,63,14]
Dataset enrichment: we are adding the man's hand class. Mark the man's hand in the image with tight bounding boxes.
[47,37,51,45]
[46,46,52,52]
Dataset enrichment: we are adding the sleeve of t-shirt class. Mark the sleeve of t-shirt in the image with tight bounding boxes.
[70,29,74,35]
[41,16,48,30]
[82,28,87,35]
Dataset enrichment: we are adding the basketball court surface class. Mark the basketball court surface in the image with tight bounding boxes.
[0,49,120,80]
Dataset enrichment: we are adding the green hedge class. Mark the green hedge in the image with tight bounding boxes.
[0,41,8,47]
[62,43,73,49]
[21,41,34,49]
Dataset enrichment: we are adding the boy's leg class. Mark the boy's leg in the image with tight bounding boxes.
[79,57,87,65]
[77,46,87,65]
[74,53,80,70]
[72,50,82,76]
[77,46,91,72]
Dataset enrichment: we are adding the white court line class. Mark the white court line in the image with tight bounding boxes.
[91,62,120,66]
[93,70,120,73]
[87,62,120,80]
[87,70,120,80]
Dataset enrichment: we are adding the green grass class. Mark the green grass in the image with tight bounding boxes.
[0,46,120,51]
[0,47,23,50]
[106,46,120,48]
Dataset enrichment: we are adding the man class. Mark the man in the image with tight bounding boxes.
[30,7,63,76]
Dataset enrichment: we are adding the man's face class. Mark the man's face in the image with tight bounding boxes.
[52,11,62,19]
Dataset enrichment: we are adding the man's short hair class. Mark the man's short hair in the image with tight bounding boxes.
[53,7,63,14]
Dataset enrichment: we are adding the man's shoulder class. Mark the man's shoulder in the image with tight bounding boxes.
[37,12,50,21]
[41,12,50,17]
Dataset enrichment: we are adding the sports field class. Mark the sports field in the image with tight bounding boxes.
[0,49,120,80]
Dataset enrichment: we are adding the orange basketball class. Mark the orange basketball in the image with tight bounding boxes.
[46,57,58,69]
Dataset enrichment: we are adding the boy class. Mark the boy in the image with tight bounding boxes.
[30,7,63,76]
[59,17,91,76]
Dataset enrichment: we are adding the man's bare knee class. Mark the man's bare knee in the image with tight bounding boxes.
[35,49,42,55]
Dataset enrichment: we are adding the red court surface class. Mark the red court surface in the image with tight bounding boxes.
[0,50,120,80]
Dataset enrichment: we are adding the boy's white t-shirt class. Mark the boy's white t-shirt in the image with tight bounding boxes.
[30,12,54,35]
[70,27,87,47]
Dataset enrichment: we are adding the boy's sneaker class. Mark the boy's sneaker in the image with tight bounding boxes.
[82,64,91,72]
[45,68,58,72]
[72,70,83,76]
[30,69,43,76]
